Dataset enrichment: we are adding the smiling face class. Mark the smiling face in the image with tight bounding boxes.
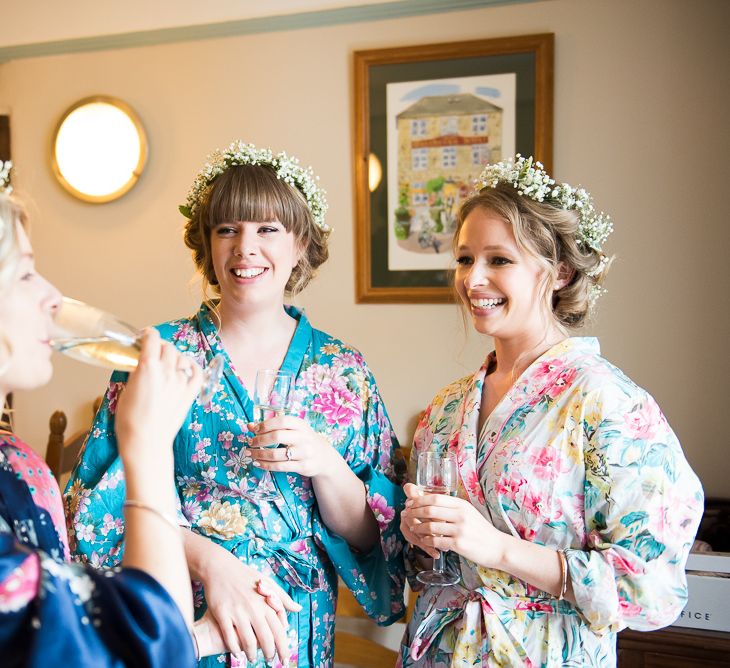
[184,164,330,302]
[210,219,299,311]
[0,223,61,398]
[454,206,553,344]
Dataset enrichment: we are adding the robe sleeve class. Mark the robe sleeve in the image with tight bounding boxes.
[65,368,190,566]
[311,362,407,625]
[568,384,704,633]
[65,371,130,568]
[0,532,195,667]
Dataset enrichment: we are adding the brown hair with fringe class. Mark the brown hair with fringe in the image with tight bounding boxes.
[183,164,329,299]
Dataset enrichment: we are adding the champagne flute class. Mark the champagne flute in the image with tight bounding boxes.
[416,450,460,586]
[248,369,293,501]
[50,297,224,404]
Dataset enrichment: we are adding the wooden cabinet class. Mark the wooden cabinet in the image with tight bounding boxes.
[618,626,730,667]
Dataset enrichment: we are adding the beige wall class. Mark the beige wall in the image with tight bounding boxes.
[1,0,728,497]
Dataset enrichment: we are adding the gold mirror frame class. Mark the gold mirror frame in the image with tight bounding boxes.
[51,95,148,203]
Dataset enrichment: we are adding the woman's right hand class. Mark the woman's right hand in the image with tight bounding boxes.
[115,328,202,469]
[200,547,301,664]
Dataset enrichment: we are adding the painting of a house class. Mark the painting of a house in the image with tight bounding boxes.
[393,93,503,255]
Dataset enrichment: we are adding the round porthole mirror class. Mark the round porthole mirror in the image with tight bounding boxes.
[52,96,148,203]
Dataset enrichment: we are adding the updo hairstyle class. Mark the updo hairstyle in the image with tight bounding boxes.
[455,183,611,328]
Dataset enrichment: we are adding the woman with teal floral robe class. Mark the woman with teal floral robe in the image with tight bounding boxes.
[66,303,406,667]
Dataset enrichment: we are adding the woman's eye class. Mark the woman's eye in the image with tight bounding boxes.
[491,257,512,266]
[215,226,236,236]
[258,225,279,234]
[456,256,473,266]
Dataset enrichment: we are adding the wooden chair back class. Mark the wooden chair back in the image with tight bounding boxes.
[334,586,400,667]
[46,396,101,483]
[333,437,419,666]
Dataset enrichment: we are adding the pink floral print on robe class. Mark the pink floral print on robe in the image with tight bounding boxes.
[399,337,703,667]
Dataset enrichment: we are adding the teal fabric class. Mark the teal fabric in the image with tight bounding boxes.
[65,304,406,667]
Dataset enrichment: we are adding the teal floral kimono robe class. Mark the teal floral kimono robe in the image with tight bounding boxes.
[65,304,406,667]
[399,337,703,668]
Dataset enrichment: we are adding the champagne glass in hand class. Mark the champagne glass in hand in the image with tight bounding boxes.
[416,450,460,586]
[50,297,223,404]
[248,369,293,501]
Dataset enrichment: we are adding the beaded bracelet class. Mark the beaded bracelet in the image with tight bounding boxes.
[123,500,180,531]
[557,549,568,600]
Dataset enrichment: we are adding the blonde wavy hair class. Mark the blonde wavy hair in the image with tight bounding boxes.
[0,193,26,294]
[0,193,28,393]
[455,183,612,329]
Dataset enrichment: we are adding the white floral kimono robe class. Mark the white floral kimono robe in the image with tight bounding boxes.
[399,337,703,667]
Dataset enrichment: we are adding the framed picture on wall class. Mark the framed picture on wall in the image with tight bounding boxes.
[0,115,10,162]
[353,34,554,303]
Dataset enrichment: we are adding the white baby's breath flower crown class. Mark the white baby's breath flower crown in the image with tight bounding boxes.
[0,161,12,195]
[179,140,329,232]
[477,154,613,309]
[477,154,613,254]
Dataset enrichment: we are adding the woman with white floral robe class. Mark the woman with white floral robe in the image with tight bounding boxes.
[66,303,406,667]
[400,338,703,666]
[399,159,703,667]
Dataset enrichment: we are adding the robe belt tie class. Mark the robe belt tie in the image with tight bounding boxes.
[226,535,323,593]
[407,584,576,662]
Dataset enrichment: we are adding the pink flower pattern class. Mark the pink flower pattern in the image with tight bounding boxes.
[65,304,406,668]
[368,492,396,530]
[400,337,703,668]
[0,554,40,613]
[623,400,662,441]
[310,380,362,428]
[105,382,124,415]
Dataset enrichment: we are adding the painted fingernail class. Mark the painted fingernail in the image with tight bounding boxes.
[257,579,274,596]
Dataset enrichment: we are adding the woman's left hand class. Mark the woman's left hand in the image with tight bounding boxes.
[401,482,508,569]
[246,415,338,479]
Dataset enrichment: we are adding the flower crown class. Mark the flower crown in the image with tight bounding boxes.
[477,154,613,309]
[0,161,12,195]
[477,154,613,254]
[179,140,329,232]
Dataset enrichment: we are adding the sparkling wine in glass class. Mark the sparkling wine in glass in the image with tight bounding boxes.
[416,450,460,586]
[50,297,224,404]
[248,369,293,501]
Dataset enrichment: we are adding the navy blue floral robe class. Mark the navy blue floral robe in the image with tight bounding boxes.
[0,431,195,667]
